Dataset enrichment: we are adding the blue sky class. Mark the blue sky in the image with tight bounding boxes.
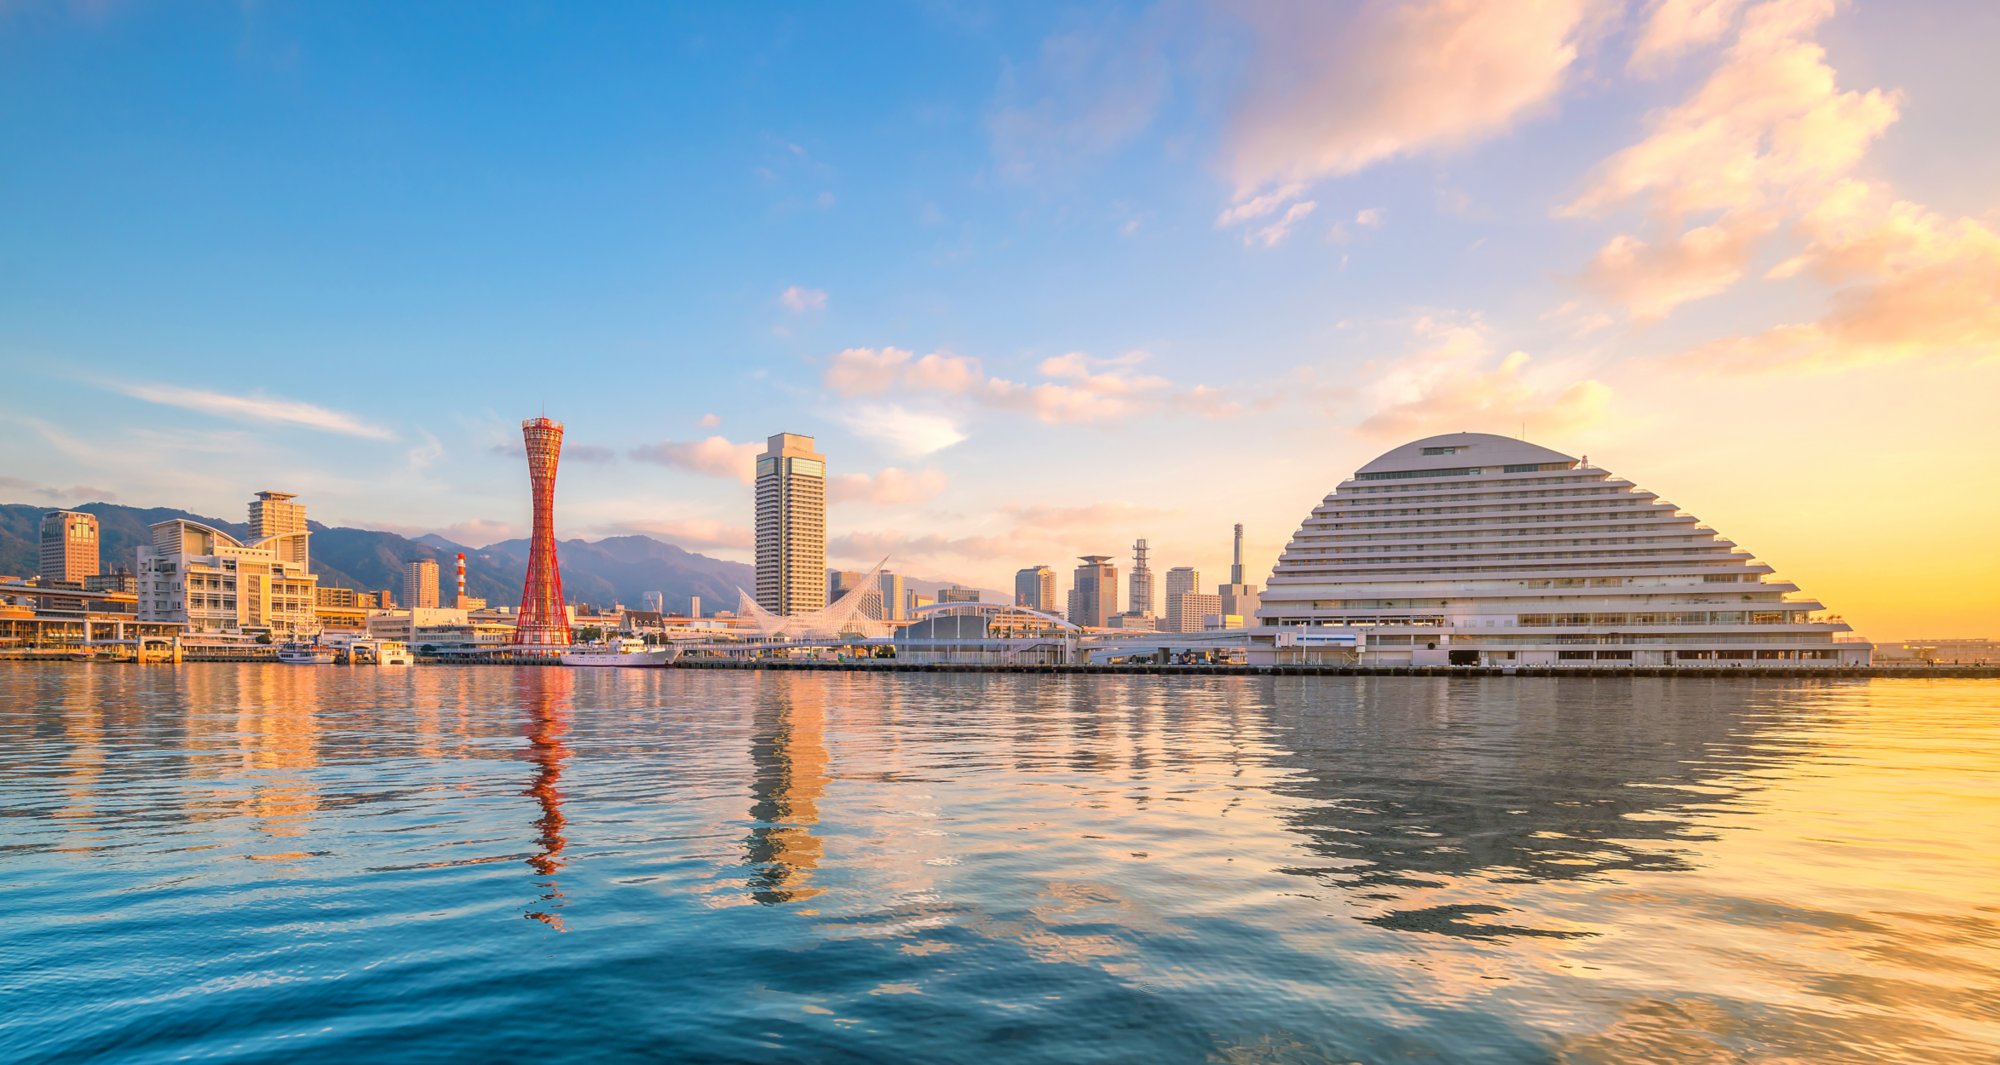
[3,1,1996,637]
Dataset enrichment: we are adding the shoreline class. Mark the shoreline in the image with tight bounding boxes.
[5,655,1995,679]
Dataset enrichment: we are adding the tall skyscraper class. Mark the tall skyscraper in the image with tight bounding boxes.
[38,510,98,583]
[755,433,827,617]
[1128,539,1155,618]
[1165,566,1199,601]
[404,558,440,610]
[514,416,572,647]
[1067,555,1117,628]
[828,569,868,602]
[249,490,308,570]
[1015,565,1056,613]
[1217,523,1260,628]
[876,571,905,621]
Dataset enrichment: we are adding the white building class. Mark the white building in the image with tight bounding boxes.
[755,433,827,617]
[403,558,440,609]
[1166,591,1221,634]
[1250,433,1869,668]
[138,495,320,640]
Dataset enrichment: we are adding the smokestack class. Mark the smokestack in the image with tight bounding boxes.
[1231,524,1244,584]
[455,552,467,608]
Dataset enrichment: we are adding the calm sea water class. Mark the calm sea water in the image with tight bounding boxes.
[1,664,1995,1064]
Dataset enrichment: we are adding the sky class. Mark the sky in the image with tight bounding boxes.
[1,0,1995,639]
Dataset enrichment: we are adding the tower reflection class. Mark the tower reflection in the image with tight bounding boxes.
[519,668,574,930]
[743,674,829,905]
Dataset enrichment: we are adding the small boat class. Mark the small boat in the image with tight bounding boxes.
[376,641,414,666]
[277,641,336,665]
[561,637,679,668]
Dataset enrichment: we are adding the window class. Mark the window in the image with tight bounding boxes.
[1421,446,1465,456]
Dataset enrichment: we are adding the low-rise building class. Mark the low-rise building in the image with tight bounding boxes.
[138,496,321,641]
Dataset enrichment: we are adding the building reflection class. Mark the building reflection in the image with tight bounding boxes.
[1263,676,1824,940]
[519,668,574,930]
[743,674,829,905]
[238,665,322,850]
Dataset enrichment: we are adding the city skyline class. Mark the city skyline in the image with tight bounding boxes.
[1,3,1996,639]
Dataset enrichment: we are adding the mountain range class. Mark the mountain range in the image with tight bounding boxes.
[0,501,1000,612]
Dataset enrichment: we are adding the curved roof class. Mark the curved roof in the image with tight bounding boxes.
[1354,433,1575,477]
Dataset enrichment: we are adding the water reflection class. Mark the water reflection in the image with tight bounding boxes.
[519,668,573,930]
[1265,677,1825,940]
[743,674,829,905]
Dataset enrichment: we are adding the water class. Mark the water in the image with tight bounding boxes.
[1,664,1995,1064]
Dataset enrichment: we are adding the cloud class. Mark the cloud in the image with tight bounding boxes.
[1564,0,1898,220]
[833,404,968,457]
[628,436,762,483]
[1246,200,1318,248]
[1682,180,2000,371]
[822,346,1236,429]
[0,475,118,503]
[829,529,1021,567]
[1224,0,1598,195]
[698,413,721,428]
[1581,210,1778,319]
[1628,0,1746,73]
[111,381,396,440]
[780,285,828,312]
[1358,316,1613,439]
[602,518,754,551]
[1214,184,1307,227]
[433,518,516,548]
[566,444,616,464]
[1002,502,1174,529]
[829,467,949,506]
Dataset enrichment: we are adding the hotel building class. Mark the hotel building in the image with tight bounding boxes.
[1067,555,1118,629]
[1015,565,1057,613]
[138,492,321,640]
[40,510,100,583]
[1251,433,1869,668]
[755,433,827,617]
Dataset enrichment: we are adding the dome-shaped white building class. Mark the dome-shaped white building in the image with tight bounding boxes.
[1249,433,1869,668]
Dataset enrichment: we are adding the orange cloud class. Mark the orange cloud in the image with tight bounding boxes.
[1359,317,1612,439]
[628,435,761,483]
[1581,210,1778,319]
[829,467,949,507]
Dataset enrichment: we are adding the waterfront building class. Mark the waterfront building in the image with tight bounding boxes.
[39,510,99,583]
[938,585,981,604]
[83,572,135,595]
[1108,612,1158,631]
[1216,524,1259,629]
[876,571,905,621]
[317,587,364,609]
[1250,433,1870,668]
[1128,539,1156,618]
[755,433,827,617]
[1164,566,1199,603]
[1067,555,1118,628]
[137,493,320,640]
[1015,565,1057,613]
[249,491,308,570]
[1166,591,1221,634]
[404,558,440,610]
[909,591,935,613]
[514,417,571,648]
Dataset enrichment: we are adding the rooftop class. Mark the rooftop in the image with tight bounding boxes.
[1353,433,1577,477]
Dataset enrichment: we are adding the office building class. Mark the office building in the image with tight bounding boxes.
[828,570,868,602]
[138,492,320,639]
[755,433,827,617]
[249,491,309,570]
[1251,433,1870,667]
[404,558,440,610]
[1015,565,1057,613]
[39,511,99,584]
[1067,555,1117,628]
[938,584,981,604]
[1164,566,1199,603]
[1166,592,1221,634]
[876,571,905,621]
[1216,523,1259,628]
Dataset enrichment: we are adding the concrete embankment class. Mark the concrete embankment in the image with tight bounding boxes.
[669,659,2000,680]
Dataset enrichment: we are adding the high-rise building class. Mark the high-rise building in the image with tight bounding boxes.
[514,417,572,647]
[828,569,868,602]
[39,511,98,583]
[1165,566,1199,602]
[1067,555,1117,628]
[876,571,905,621]
[1216,523,1260,628]
[1128,539,1155,618]
[404,558,440,610]
[249,491,308,570]
[755,433,827,617]
[938,585,981,604]
[1015,565,1056,613]
[138,493,319,638]
[1166,591,1221,634]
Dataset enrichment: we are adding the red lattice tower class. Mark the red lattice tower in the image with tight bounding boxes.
[514,417,572,647]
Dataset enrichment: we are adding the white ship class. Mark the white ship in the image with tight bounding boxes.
[375,641,414,666]
[277,641,336,665]
[560,637,679,668]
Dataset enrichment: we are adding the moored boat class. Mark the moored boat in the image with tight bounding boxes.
[560,637,679,667]
[277,641,336,665]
